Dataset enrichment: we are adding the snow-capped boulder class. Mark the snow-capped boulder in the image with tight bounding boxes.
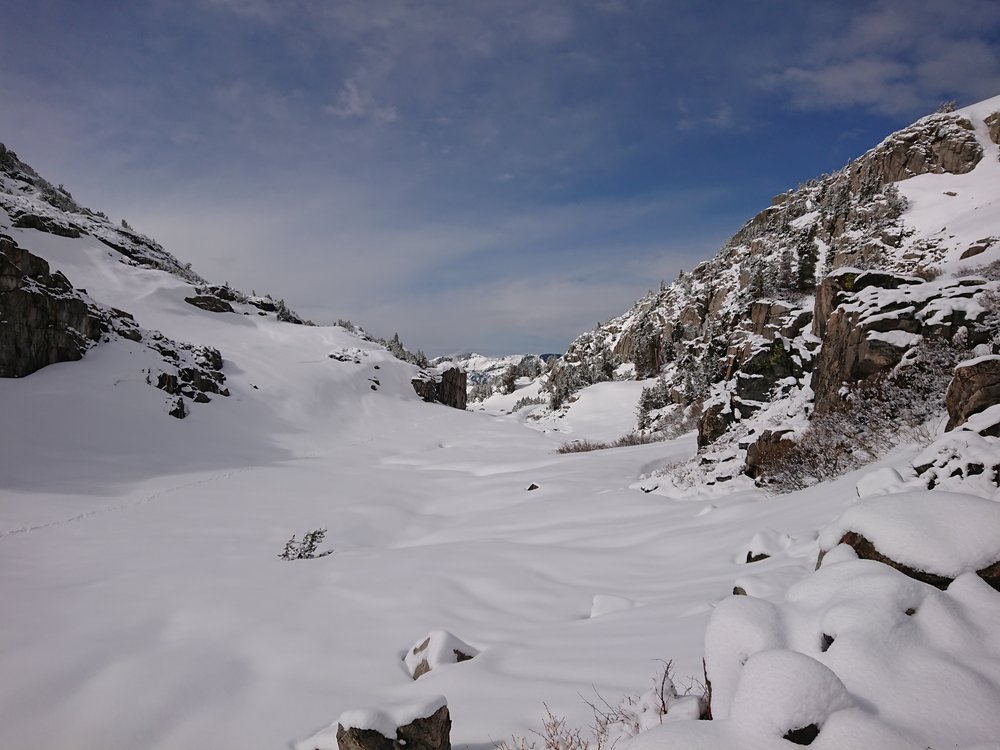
[404,630,478,680]
[819,491,1000,590]
[296,696,450,750]
[946,355,1000,430]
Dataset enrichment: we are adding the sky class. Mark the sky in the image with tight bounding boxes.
[2,1,999,355]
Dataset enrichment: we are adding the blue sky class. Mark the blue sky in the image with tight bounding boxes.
[2,0,999,354]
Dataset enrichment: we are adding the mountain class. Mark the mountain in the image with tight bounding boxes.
[1,98,999,750]
[544,96,1000,492]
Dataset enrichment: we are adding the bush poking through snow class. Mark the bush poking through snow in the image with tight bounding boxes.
[278,528,331,560]
[556,433,664,454]
[758,340,964,493]
[494,662,705,750]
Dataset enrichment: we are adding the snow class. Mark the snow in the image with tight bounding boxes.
[728,649,852,737]
[896,96,1000,272]
[957,353,1000,369]
[855,466,906,499]
[865,329,921,348]
[819,491,1000,577]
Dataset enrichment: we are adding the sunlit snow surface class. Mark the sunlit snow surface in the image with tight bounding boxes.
[0,218,843,749]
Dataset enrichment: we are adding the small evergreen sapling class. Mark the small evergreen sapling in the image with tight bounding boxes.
[278,528,330,560]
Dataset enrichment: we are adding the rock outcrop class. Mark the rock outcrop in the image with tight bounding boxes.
[0,232,228,416]
[947,356,1000,430]
[0,234,104,377]
[412,365,467,410]
[184,294,235,313]
[811,272,990,414]
[986,112,1000,150]
[849,112,983,188]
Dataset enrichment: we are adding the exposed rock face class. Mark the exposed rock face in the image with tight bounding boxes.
[335,705,451,750]
[697,401,733,448]
[850,112,983,188]
[0,234,103,377]
[184,294,235,313]
[411,366,467,410]
[811,272,989,414]
[986,112,1000,150]
[946,356,1000,430]
[10,212,81,237]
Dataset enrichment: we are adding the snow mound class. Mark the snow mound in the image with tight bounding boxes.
[590,594,638,618]
[855,467,907,499]
[729,649,852,739]
[703,596,785,719]
[404,630,479,679]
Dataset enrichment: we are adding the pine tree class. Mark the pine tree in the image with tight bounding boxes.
[279,536,298,561]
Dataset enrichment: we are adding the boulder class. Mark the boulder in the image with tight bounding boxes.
[336,704,450,750]
[946,356,1000,431]
[411,366,467,410]
[437,366,467,410]
[296,698,450,750]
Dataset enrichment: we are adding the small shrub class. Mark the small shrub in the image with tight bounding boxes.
[556,432,664,454]
[494,662,705,750]
[557,439,610,454]
[278,528,330,560]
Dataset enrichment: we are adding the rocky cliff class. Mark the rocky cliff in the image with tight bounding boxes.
[547,97,1000,489]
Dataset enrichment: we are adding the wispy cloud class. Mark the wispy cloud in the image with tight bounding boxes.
[761,0,1000,116]
[324,80,399,125]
